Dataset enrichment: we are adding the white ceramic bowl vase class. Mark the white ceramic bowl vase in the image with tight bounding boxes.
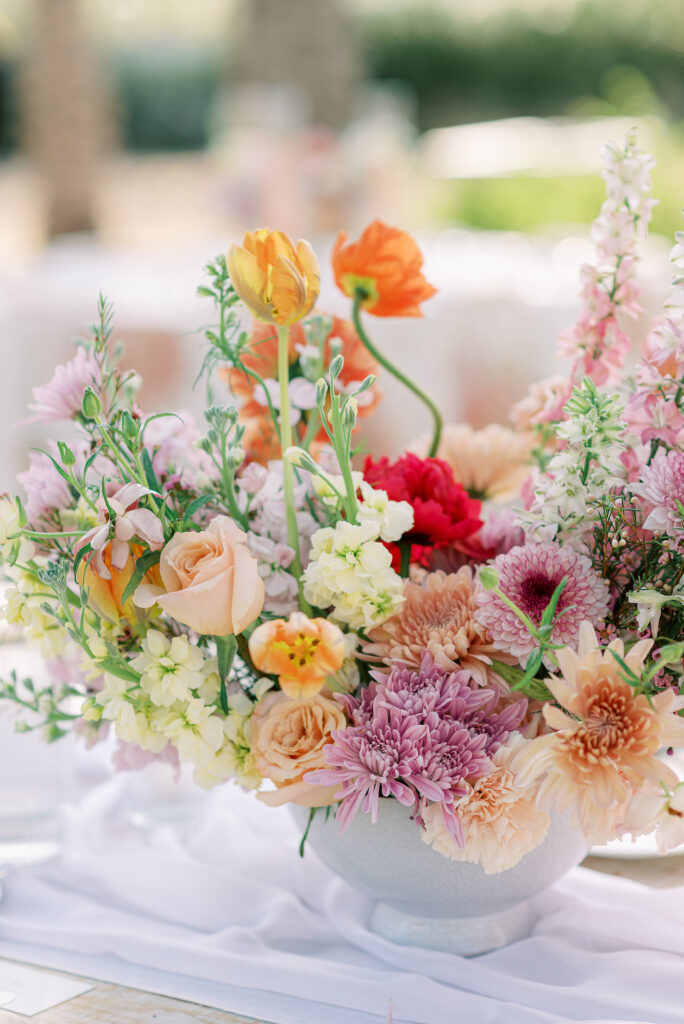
[292,800,587,956]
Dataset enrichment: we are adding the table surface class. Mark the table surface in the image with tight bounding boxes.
[2,853,683,1024]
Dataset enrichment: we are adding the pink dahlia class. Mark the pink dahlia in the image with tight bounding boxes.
[27,347,100,423]
[475,542,610,662]
[632,449,684,536]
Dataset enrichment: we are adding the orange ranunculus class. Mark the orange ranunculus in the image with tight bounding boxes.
[248,612,346,699]
[239,406,284,465]
[332,219,437,317]
[227,229,320,326]
[77,542,158,623]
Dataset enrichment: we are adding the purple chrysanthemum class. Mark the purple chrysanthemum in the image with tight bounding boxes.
[308,652,521,839]
[375,656,492,719]
[308,705,423,831]
[475,542,610,662]
[632,449,684,536]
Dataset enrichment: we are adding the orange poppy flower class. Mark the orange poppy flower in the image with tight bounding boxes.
[227,229,320,326]
[248,612,346,699]
[331,219,437,317]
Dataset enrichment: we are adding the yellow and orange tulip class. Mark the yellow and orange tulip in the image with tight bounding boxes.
[227,229,320,326]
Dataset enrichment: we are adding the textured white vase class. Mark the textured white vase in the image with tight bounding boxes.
[293,800,588,956]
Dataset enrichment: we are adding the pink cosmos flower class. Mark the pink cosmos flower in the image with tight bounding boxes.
[475,542,611,662]
[26,347,100,423]
[17,446,72,524]
[80,482,164,578]
[632,449,684,537]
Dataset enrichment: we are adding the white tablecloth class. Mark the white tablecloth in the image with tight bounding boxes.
[0,778,681,1024]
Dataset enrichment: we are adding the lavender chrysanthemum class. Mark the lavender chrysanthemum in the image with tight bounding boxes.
[376,657,493,719]
[475,542,610,662]
[308,705,423,832]
[307,652,521,839]
[632,449,684,537]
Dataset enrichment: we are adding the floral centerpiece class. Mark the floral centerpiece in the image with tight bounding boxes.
[4,130,684,884]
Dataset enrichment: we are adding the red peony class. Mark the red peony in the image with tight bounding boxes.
[363,453,483,566]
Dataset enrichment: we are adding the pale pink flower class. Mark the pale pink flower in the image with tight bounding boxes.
[112,739,180,777]
[26,347,100,423]
[81,482,164,578]
[17,445,72,524]
[143,409,218,491]
[422,736,550,873]
[475,542,611,663]
[632,449,684,536]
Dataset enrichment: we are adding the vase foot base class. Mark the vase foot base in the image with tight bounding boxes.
[370,899,535,956]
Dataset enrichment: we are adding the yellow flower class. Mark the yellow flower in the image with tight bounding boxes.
[227,229,320,326]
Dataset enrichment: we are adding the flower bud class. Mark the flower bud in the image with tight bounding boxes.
[82,387,102,421]
[479,566,499,591]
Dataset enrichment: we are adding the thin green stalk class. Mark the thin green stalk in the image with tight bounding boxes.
[352,292,443,457]
[277,324,313,615]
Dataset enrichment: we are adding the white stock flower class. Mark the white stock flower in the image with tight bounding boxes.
[96,676,167,752]
[130,630,206,708]
[154,698,224,766]
[357,482,414,542]
[302,521,404,629]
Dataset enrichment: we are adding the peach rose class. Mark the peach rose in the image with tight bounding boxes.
[251,690,345,807]
[133,515,264,636]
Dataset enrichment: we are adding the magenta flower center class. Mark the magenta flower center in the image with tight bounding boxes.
[519,571,559,621]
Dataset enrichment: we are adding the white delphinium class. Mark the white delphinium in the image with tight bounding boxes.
[524,377,628,545]
[130,630,206,708]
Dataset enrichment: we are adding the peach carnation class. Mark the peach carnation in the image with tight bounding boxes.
[362,567,505,687]
[411,423,532,502]
[421,737,550,873]
[514,621,684,842]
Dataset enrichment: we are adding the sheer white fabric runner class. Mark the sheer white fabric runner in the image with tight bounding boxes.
[0,778,680,1024]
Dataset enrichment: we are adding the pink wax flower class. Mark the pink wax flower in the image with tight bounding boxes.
[80,482,164,578]
[475,542,611,663]
[26,347,100,423]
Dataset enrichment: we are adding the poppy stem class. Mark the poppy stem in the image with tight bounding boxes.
[351,293,443,457]
[277,324,313,615]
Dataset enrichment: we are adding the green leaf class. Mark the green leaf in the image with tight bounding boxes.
[120,549,161,607]
[96,658,141,683]
[216,634,238,714]
[141,449,161,497]
[540,575,569,627]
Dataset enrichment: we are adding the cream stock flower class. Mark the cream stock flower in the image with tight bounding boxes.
[130,630,206,708]
[302,521,405,630]
[153,698,225,767]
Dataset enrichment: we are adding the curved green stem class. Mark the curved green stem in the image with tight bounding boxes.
[352,293,443,457]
